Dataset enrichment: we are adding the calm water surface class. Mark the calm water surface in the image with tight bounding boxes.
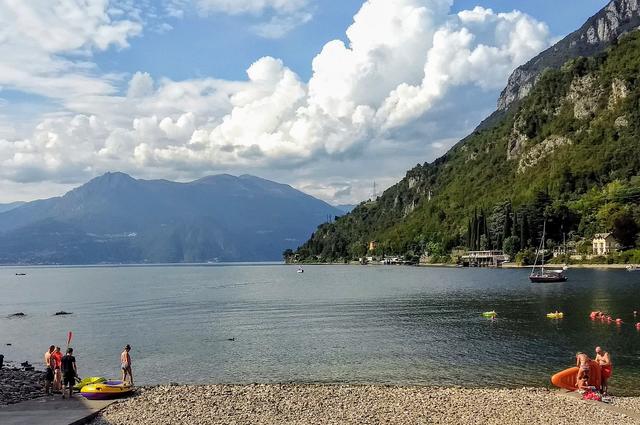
[1,265,640,394]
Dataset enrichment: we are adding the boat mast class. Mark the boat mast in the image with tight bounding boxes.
[541,221,546,274]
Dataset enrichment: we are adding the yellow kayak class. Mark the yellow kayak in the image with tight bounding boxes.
[80,380,134,400]
[482,311,497,318]
[547,312,564,319]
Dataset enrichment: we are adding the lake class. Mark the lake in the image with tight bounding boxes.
[1,265,639,394]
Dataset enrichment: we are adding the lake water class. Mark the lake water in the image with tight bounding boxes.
[1,265,640,394]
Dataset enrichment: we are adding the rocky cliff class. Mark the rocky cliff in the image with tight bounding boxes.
[497,0,640,111]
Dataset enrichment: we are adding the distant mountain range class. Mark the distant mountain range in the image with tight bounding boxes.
[0,173,342,264]
[0,202,25,213]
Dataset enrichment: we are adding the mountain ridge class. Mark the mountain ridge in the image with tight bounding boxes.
[498,0,640,111]
[293,5,640,263]
[0,172,342,264]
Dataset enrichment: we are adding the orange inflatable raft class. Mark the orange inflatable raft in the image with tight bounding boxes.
[551,361,601,391]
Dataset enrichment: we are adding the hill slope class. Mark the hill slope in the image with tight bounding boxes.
[498,0,640,111]
[0,173,342,264]
[294,29,640,263]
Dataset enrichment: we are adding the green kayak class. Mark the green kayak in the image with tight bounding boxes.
[74,376,106,391]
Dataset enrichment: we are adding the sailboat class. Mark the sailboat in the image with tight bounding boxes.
[529,221,568,283]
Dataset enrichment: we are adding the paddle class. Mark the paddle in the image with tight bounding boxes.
[66,331,73,349]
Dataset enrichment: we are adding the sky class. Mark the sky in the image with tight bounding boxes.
[0,0,609,204]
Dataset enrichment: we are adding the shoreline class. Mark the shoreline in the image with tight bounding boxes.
[89,383,640,425]
[292,262,635,270]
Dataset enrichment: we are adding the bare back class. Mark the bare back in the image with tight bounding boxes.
[596,352,611,366]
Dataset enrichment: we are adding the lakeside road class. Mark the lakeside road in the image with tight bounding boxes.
[90,384,640,425]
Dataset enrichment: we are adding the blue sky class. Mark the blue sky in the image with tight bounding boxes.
[89,0,608,83]
[0,0,617,203]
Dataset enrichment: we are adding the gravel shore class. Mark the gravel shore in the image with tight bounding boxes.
[0,367,45,405]
[91,384,640,425]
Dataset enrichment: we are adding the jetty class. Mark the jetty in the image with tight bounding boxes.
[461,250,509,267]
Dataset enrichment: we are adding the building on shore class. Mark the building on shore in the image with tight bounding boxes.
[592,233,619,256]
[460,250,510,267]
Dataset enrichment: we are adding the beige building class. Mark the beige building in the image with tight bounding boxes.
[368,241,378,252]
[592,233,618,255]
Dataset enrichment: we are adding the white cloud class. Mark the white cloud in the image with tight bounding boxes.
[0,0,142,100]
[0,0,553,204]
[251,11,312,38]
[195,0,313,38]
[196,0,309,15]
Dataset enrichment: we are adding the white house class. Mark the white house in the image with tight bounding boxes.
[592,233,618,256]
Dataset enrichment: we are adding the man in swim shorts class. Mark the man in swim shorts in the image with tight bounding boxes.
[595,346,612,394]
[576,352,591,387]
[43,345,55,395]
[121,344,133,386]
[61,348,77,399]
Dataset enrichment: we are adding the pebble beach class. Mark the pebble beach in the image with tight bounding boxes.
[0,367,45,405]
[90,384,640,425]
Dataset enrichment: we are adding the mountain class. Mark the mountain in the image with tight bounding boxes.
[0,202,25,213]
[0,173,342,264]
[498,0,640,111]
[335,204,357,214]
[294,8,640,263]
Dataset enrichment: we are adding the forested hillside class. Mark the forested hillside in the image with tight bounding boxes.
[294,31,640,263]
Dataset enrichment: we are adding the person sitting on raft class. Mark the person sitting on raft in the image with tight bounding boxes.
[595,346,612,395]
[576,352,591,387]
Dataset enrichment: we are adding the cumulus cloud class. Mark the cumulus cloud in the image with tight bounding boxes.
[0,0,142,99]
[0,0,553,203]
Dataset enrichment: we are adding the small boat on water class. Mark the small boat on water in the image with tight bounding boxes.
[15,273,26,276]
[297,266,304,274]
[627,265,639,272]
[530,222,567,283]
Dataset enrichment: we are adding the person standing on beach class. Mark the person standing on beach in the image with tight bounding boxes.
[576,352,590,386]
[595,347,612,394]
[43,345,55,395]
[61,348,77,399]
[52,346,63,392]
[121,344,133,386]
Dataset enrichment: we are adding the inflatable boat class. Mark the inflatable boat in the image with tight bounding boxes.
[74,376,106,391]
[482,311,497,318]
[80,380,134,400]
[551,361,601,391]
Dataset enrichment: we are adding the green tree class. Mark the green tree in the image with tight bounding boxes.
[503,236,521,258]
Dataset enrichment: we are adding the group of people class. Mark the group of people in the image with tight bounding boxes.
[43,344,133,399]
[575,346,612,394]
[43,346,76,399]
